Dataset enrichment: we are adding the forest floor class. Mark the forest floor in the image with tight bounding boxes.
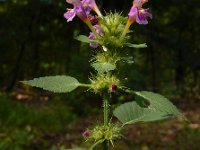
[63,98,200,150]
[1,91,200,150]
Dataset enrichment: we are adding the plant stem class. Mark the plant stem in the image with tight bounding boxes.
[103,141,109,150]
[89,139,105,150]
[80,83,91,88]
[103,92,109,150]
[103,93,109,125]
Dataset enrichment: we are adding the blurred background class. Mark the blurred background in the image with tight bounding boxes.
[0,0,200,149]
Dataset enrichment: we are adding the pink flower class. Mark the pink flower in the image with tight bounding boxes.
[133,0,149,8]
[88,25,103,48]
[64,0,102,37]
[122,0,152,37]
[128,7,152,25]
[128,6,138,23]
[64,0,102,23]
[88,15,99,25]
[136,8,152,25]
[64,8,77,22]
[89,32,99,48]
[64,0,88,22]
[81,0,102,16]
[82,130,91,137]
[81,0,96,9]
[128,0,152,25]
[93,25,103,35]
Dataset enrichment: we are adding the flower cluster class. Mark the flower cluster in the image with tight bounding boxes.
[82,124,121,146]
[64,0,102,22]
[89,74,120,93]
[64,0,152,49]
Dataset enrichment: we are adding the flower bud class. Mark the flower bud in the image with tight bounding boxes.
[88,15,99,25]
[92,130,103,140]
[82,130,91,137]
[90,74,120,93]
[111,84,117,93]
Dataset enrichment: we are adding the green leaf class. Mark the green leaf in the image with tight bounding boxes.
[113,91,185,125]
[75,35,90,43]
[91,62,116,73]
[23,75,81,93]
[113,101,172,125]
[134,91,185,119]
[121,56,134,64]
[125,43,147,48]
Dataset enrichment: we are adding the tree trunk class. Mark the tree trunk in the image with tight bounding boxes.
[32,42,40,76]
[150,48,157,92]
[175,48,184,92]
[6,2,39,91]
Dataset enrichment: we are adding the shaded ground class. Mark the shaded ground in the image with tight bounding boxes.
[63,98,200,150]
[1,91,200,150]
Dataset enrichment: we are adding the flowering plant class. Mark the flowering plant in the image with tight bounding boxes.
[23,0,185,149]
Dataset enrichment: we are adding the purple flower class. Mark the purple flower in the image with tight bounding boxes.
[81,0,96,9]
[122,0,151,39]
[64,8,76,22]
[128,6,138,23]
[133,0,148,8]
[64,0,88,22]
[81,0,102,16]
[89,32,99,48]
[64,0,101,23]
[136,8,152,25]
[94,25,103,35]
[88,25,103,48]
[128,0,152,25]
[66,0,81,5]
[88,15,99,25]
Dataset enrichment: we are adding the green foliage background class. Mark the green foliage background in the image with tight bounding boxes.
[0,0,199,95]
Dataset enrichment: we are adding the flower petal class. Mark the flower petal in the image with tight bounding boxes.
[133,0,148,8]
[136,12,148,24]
[81,0,96,9]
[64,8,76,22]
[66,0,81,6]
[128,6,138,22]
[74,6,88,21]
[93,25,103,36]
[143,9,153,19]
[88,32,98,48]
[81,0,102,16]
[136,8,152,25]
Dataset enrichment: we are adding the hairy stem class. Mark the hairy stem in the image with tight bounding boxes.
[103,92,110,150]
[89,139,105,150]
[103,93,109,125]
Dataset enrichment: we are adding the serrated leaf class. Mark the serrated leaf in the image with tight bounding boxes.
[113,91,185,125]
[75,35,90,43]
[135,91,185,119]
[91,62,116,73]
[23,75,81,93]
[125,43,147,48]
[113,101,172,125]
